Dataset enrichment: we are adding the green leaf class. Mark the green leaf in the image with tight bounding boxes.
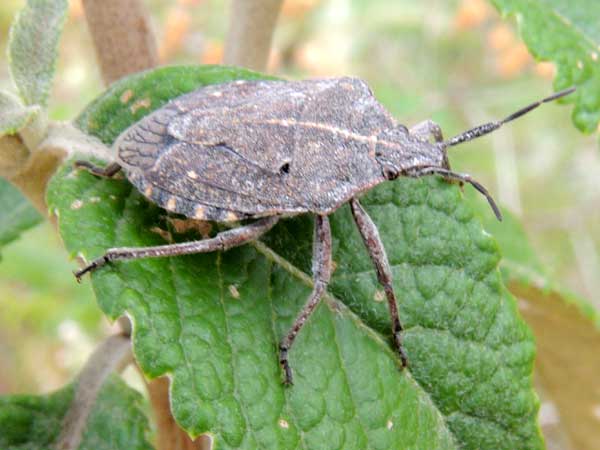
[8,0,68,107]
[491,0,600,134]
[0,375,153,450]
[49,65,542,449]
[0,178,41,254]
[0,90,40,136]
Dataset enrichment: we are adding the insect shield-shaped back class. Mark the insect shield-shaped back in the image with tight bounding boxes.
[112,77,406,219]
[374,126,448,179]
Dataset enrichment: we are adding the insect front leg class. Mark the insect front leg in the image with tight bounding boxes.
[279,215,332,385]
[409,119,444,143]
[349,198,409,369]
[74,216,280,281]
[73,160,122,178]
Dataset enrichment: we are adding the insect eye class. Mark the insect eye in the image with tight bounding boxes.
[280,162,290,174]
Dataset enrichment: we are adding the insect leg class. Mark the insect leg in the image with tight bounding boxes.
[74,216,280,281]
[73,160,122,178]
[350,198,409,369]
[409,120,444,143]
[279,215,332,385]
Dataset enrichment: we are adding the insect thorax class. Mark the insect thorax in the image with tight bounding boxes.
[375,127,446,177]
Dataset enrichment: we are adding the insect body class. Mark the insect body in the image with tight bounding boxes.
[74,77,575,384]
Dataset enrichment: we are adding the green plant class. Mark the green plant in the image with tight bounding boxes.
[1,1,598,449]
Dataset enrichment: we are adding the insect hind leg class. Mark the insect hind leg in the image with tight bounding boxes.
[279,215,332,385]
[74,216,280,281]
[73,160,122,178]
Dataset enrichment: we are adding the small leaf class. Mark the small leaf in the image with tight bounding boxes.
[0,375,153,450]
[491,0,600,134]
[0,178,41,255]
[8,0,68,107]
[0,90,40,136]
[49,65,542,449]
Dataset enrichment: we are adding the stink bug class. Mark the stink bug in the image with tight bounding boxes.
[73,78,575,384]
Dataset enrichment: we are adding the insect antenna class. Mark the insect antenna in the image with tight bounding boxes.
[444,87,576,148]
[411,167,503,221]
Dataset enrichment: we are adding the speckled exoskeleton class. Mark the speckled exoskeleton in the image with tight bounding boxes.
[74,78,574,384]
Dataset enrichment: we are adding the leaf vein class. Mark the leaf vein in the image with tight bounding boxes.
[216,252,260,448]
[326,305,373,449]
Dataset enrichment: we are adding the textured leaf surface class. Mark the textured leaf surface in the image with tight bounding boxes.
[0,178,41,254]
[0,90,40,136]
[8,0,68,107]
[49,65,542,449]
[267,184,544,450]
[491,0,600,134]
[0,376,152,450]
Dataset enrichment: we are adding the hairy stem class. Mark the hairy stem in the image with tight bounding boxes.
[54,334,133,450]
[82,0,158,84]
[4,122,109,215]
[0,135,29,179]
[224,0,284,71]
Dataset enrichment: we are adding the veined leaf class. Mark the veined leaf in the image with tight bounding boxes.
[0,375,153,450]
[491,0,600,134]
[49,65,542,449]
[8,0,68,107]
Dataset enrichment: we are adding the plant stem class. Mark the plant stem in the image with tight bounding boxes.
[224,0,284,71]
[9,122,111,214]
[54,334,132,450]
[81,0,158,84]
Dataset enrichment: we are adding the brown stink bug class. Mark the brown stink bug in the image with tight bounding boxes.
[73,78,575,385]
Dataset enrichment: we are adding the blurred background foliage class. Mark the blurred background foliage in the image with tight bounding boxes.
[0,0,597,403]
